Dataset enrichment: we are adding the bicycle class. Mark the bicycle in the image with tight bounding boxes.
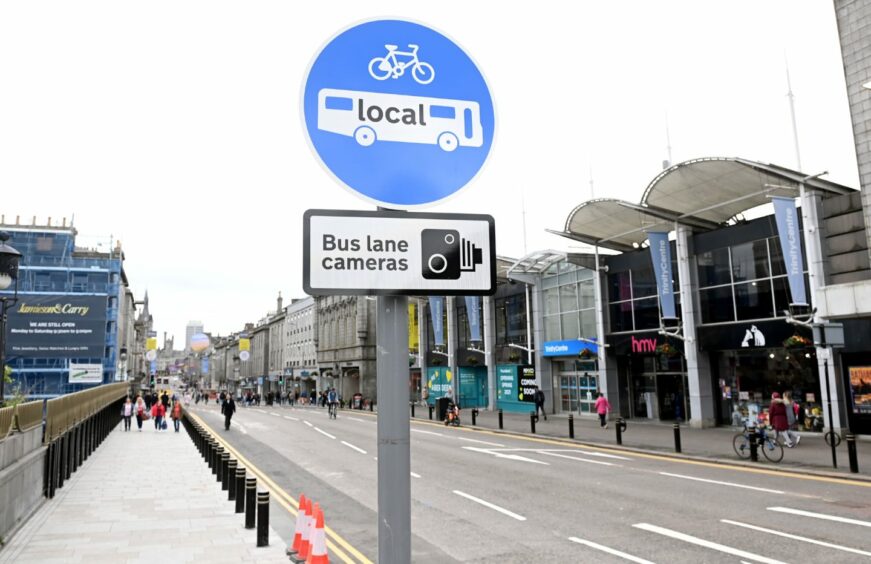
[732,424,784,463]
[368,44,435,85]
[328,402,338,420]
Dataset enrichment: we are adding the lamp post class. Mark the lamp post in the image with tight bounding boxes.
[118,347,128,382]
[0,232,22,406]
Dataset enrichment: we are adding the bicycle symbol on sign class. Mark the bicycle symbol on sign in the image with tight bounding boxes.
[368,44,435,85]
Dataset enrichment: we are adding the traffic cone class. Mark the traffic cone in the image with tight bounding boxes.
[306,505,329,564]
[292,498,313,562]
[287,493,308,555]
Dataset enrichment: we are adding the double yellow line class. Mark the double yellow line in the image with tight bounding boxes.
[187,411,373,564]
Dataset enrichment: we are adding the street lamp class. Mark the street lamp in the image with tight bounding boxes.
[118,347,128,382]
[0,232,22,406]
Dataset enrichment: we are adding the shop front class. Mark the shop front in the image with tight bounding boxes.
[608,331,689,422]
[542,339,599,414]
[834,318,871,435]
[699,320,818,427]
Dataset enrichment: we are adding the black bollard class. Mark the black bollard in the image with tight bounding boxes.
[846,433,859,474]
[257,491,270,547]
[216,447,225,481]
[616,419,623,445]
[245,478,257,529]
[673,423,682,453]
[207,439,215,468]
[530,411,537,434]
[749,428,759,462]
[471,408,478,426]
[410,402,415,418]
[221,453,230,490]
[369,401,374,412]
[569,413,574,439]
[227,460,237,500]
[498,409,503,430]
[235,468,246,513]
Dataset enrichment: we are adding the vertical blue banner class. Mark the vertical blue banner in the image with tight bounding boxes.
[201,357,209,374]
[149,360,157,375]
[772,197,808,306]
[429,296,444,347]
[465,296,481,342]
[647,231,677,320]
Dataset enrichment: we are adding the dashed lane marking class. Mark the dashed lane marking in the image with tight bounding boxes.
[767,506,871,528]
[660,472,784,495]
[722,519,871,557]
[632,523,786,564]
[315,427,336,440]
[341,441,367,454]
[568,537,655,564]
[453,490,526,521]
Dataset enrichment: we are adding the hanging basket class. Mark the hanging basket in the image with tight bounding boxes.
[578,348,594,360]
[655,342,678,356]
[782,334,812,348]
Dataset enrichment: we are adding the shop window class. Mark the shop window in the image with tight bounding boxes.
[699,286,735,323]
[609,301,634,333]
[544,314,561,341]
[735,280,774,320]
[633,297,660,331]
[580,309,597,339]
[632,267,657,298]
[731,240,769,282]
[697,248,731,287]
[608,271,632,302]
[560,311,580,340]
[578,279,595,308]
[559,283,578,312]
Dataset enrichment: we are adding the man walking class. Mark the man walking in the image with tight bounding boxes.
[221,395,237,430]
[534,387,547,421]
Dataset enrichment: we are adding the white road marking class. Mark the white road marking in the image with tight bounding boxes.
[348,417,368,423]
[236,423,248,435]
[314,427,336,439]
[341,441,366,454]
[462,446,549,465]
[537,451,614,466]
[411,429,443,437]
[767,506,871,528]
[410,472,421,479]
[303,420,313,427]
[456,437,505,447]
[722,519,871,557]
[568,537,655,564]
[283,416,299,421]
[538,448,630,461]
[269,412,281,417]
[453,490,526,521]
[659,473,784,494]
[632,523,786,564]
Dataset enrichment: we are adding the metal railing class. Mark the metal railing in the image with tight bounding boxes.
[15,400,44,432]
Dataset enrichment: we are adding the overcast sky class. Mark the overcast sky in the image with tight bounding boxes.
[0,1,859,347]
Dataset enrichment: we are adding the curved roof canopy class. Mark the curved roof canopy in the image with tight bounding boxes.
[507,250,567,276]
[554,157,854,252]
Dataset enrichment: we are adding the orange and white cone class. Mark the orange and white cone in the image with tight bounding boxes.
[306,505,329,564]
[293,498,314,562]
[287,493,308,555]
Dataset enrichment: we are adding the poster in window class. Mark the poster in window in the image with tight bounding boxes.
[848,366,871,415]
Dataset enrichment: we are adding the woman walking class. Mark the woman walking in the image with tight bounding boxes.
[121,397,134,432]
[152,400,166,432]
[170,399,183,433]
[769,392,796,448]
[135,396,147,432]
[595,392,611,429]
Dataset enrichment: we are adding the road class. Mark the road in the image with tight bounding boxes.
[189,402,871,563]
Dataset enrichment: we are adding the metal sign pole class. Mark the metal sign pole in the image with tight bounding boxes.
[376,294,411,564]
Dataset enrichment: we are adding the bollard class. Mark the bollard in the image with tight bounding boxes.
[245,478,257,528]
[498,409,503,430]
[471,408,478,426]
[569,413,574,439]
[207,439,215,469]
[673,423,682,453]
[615,419,623,445]
[369,401,374,412]
[428,405,433,420]
[410,402,415,418]
[530,411,537,434]
[846,433,859,474]
[235,468,246,513]
[227,460,237,500]
[257,491,270,547]
[749,427,759,462]
[215,446,225,481]
[221,452,230,491]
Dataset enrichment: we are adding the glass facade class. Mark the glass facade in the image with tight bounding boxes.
[542,263,597,341]
[1,229,122,397]
[607,265,681,333]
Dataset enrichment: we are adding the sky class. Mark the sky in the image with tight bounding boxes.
[0,1,860,347]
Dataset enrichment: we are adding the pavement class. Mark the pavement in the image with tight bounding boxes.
[0,416,290,564]
[406,402,871,479]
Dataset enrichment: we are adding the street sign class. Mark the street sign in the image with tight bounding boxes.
[303,209,495,295]
[302,19,495,209]
[239,350,250,362]
[145,349,157,361]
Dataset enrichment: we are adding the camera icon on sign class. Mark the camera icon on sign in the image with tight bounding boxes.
[421,229,483,280]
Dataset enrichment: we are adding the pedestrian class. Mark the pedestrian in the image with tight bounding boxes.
[183,391,191,406]
[152,400,166,432]
[161,390,169,410]
[170,399,183,433]
[221,395,236,430]
[121,396,134,432]
[534,387,547,420]
[135,396,148,431]
[770,392,798,447]
[594,392,611,429]
[310,389,317,406]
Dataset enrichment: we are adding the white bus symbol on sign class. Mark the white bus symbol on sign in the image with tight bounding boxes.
[317,88,483,152]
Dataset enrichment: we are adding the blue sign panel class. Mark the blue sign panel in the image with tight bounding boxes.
[464,296,481,342]
[647,231,677,319]
[429,296,444,347]
[303,19,495,209]
[772,197,807,306]
[542,339,598,357]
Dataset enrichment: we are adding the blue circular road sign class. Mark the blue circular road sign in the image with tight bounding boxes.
[302,19,495,209]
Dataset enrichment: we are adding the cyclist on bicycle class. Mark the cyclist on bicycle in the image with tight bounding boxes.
[327,387,339,419]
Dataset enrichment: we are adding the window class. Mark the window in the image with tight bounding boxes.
[544,288,559,316]
[608,272,632,302]
[700,286,735,323]
[559,284,578,312]
[697,248,731,287]
[633,297,660,331]
[734,280,774,320]
[731,240,769,282]
[560,312,579,340]
[609,301,634,332]
[632,267,657,298]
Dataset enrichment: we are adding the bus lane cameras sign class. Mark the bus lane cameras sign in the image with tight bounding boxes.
[302,19,495,209]
[303,209,495,296]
